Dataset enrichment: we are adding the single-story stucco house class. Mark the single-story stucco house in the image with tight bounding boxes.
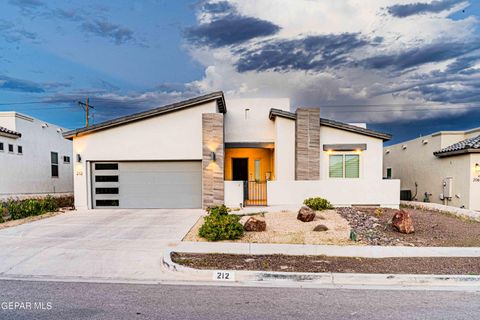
[384,126,480,210]
[0,112,73,199]
[63,91,400,210]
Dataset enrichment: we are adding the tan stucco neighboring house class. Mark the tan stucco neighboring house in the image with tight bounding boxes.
[383,127,480,210]
[63,91,400,210]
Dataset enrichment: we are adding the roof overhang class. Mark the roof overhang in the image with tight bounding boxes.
[63,91,226,140]
[320,118,391,141]
[269,108,391,141]
[0,127,21,139]
[225,142,275,149]
[434,148,480,158]
[269,108,297,120]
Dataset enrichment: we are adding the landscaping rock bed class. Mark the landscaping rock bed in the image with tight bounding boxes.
[337,207,480,247]
[172,252,480,275]
[184,210,352,245]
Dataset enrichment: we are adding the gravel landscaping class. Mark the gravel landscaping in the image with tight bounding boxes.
[172,252,480,275]
[338,206,480,247]
[183,210,352,245]
[184,205,480,247]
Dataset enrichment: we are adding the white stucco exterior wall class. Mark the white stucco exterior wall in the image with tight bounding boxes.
[383,134,472,209]
[469,154,480,210]
[71,102,217,209]
[274,117,295,181]
[320,126,384,180]
[0,112,73,197]
[224,98,290,143]
[268,179,400,208]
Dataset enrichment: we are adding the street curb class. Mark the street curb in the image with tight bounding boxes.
[162,249,480,289]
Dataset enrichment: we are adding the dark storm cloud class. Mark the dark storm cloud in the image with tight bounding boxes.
[8,0,45,14]
[445,55,479,74]
[0,75,45,93]
[185,14,280,47]
[235,33,369,72]
[43,85,203,123]
[0,19,39,43]
[81,20,134,45]
[361,41,480,71]
[386,0,464,18]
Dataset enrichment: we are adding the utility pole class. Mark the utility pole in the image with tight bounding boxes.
[86,97,89,127]
[78,97,95,127]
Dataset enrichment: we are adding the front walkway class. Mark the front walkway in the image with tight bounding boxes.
[0,209,203,282]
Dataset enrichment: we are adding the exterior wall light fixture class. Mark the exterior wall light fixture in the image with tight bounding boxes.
[76,154,82,163]
[210,152,216,162]
[475,163,480,173]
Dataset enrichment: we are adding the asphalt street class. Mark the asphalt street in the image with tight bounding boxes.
[1,280,479,320]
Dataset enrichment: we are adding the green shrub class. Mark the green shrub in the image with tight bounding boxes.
[199,213,244,241]
[41,196,58,212]
[303,197,334,211]
[206,204,229,217]
[6,196,60,221]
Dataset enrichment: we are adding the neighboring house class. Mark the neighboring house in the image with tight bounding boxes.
[64,92,399,210]
[384,127,480,210]
[0,112,73,198]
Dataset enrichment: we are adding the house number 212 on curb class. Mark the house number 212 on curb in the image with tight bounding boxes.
[213,271,235,281]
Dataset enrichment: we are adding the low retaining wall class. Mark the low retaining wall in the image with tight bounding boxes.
[268,179,400,208]
[0,192,73,202]
[401,201,480,221]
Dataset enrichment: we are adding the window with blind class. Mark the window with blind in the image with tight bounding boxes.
[329,154,359,178]
[329,155,344,178]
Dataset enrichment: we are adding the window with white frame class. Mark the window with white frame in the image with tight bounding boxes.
[329,154,360,178]
[0,142,3,151]
[63,156,70,163]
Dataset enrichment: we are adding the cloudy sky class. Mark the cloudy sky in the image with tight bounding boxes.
[0,0,479,144]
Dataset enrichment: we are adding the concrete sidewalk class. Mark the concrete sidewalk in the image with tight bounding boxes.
[171,241,480,257]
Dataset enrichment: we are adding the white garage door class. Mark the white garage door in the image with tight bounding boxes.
[92,161,202,209]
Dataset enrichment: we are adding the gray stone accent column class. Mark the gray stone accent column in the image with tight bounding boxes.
[295,108,320,180]
[202,113,224,208]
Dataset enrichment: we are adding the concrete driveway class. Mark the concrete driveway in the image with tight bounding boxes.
[0,209,203,282]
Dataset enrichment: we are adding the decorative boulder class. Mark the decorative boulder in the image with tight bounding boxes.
[391,210,415,234]
[297,206,316,222]
[244,217,266,232]
[313,224,329,232]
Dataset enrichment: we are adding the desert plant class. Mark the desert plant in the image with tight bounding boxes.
[41,196,58,212]
[303,197,334,211]
[198,213,244,241]
[374,208,383,217]
[206,204,229,217]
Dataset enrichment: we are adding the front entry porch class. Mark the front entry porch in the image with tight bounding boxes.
[224,144,274,206]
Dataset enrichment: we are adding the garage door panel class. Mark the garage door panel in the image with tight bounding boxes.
[120,172,201,185]
[92,161,202,209]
